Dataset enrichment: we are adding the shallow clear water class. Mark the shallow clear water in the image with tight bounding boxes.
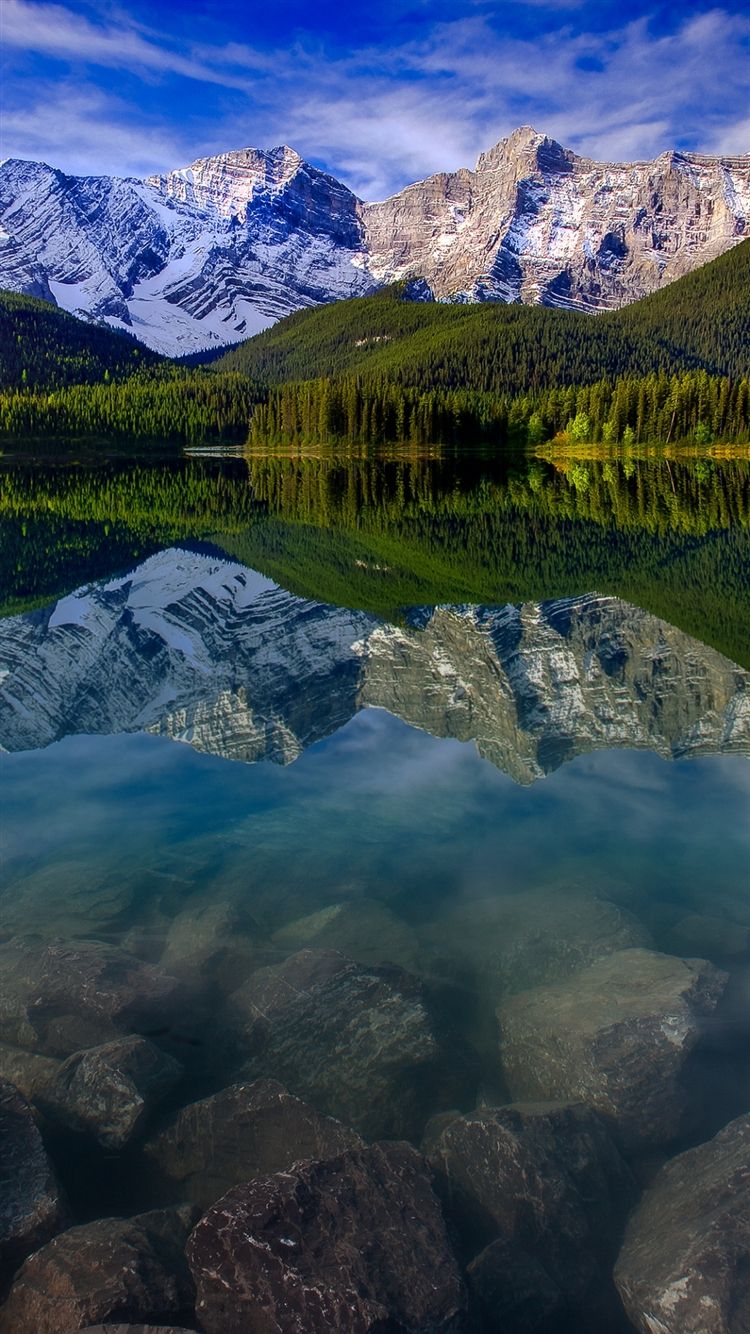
[1,446,749,1326]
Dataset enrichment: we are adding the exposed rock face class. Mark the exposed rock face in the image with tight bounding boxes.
[615,1113,750,1334]
[0,938,184,1057]
[229,948,449,1139]
[38,1037,182,1149]
[429,1102,634,1302]
[0,128,748,354]
[143,1079,362,1208]
[1,554,748,789]
[363,127,750,310]
[498,949,727,1147]
[0,149,372,354]
[0,1207,198,1334]
[0,1081,69,1289]
[187,1142,466,1333]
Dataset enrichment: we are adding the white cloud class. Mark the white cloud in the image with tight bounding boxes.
[1,2,748,195]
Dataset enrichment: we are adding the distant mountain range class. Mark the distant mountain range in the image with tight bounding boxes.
[1,549,748,783]
[0,127,748,357]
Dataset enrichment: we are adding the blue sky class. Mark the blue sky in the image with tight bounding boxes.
[1,0,749,198]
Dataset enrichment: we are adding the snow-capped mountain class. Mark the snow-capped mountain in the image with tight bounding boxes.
[0,128,748,356]
[1,549,748,784]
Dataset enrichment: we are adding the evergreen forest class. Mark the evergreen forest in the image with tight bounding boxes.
[0,237,748,446]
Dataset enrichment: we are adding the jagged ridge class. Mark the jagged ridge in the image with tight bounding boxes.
[0,127,747,356]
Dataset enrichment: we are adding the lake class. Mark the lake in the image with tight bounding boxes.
[1,444,749,1331]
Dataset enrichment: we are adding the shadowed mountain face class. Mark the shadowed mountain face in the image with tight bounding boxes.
[0,128,748,353]
[1,548,747,783]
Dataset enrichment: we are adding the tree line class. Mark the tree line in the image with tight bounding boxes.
[248,370,750,447]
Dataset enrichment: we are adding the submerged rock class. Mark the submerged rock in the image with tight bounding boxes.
[39,1037,183,1149]
[143,1078,362,1207]
[187,1141,465,1333]
[498,948,727,1147]
[271,898,422,970]
[0,1206,198,1334]
[79,1327,197,1333]
[161,899,261,993]
[0,1042,59,1103]
[615,1112,750,1334]
[423,889,650,1000]
[0,1080,69,1290]
[229,948,452,1139]
[466,1238,565,1334]
[665,913,750,962]
[429,1102,634,1301]
[0,938,185,1057]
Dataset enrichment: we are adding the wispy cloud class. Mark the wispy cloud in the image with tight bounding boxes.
[1,2,748,196]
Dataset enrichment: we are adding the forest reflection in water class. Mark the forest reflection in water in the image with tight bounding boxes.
[0,443,749,1333]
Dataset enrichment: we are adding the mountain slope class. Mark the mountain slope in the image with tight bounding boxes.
[0,289,162,388]
[218,239,750,392]
[0,129,748,356]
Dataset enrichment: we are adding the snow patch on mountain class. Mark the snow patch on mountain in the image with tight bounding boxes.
[0,131,749,355]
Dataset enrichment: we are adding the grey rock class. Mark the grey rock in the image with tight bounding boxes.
[39,1037,183,1149]
[615,1113,750,1334]
[143,1078,362,1207]
[0,1080,69,1289]
[0,1206,198,1334]
[430,1102,634,1299]
[498,949,727,1147]
[229,948,447,1139]
[187,1141,465,1333]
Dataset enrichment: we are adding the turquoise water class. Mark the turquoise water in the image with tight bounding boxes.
[1,448,749,1328]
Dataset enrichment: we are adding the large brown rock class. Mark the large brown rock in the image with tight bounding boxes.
[498,948,727,1147]
[430,1102,634,1301]
[39,1037,183,1149]
[0,1206,198,1334]
[615,1113,750,1334]
[229,948,452,1139]
[0,938,185,1057]
[143,1078,362,1207]
[0,1080,69,1289]
[187,1141,465,1333]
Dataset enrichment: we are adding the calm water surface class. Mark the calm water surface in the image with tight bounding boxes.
[0,445,749,1322]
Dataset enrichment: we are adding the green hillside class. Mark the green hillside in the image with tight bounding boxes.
[217,239,750,393]
[0,290,162,388]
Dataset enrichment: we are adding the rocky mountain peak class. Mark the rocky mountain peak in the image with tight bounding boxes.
[1,127,748,353]
[475,125,572,175]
